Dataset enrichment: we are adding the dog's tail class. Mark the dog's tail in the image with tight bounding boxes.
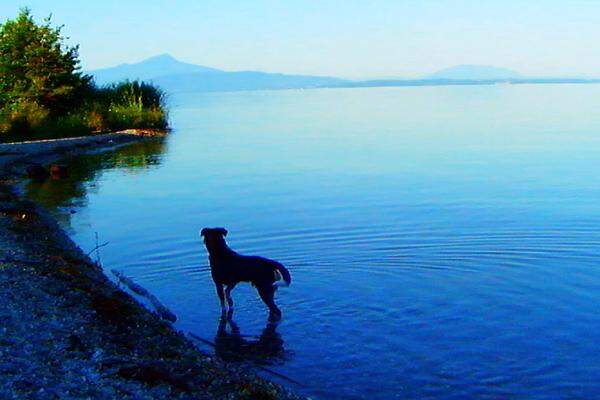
[273,262,291,287]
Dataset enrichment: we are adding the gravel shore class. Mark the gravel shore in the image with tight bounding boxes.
[0,134,305,400]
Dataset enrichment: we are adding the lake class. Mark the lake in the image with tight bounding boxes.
[26,85,600,399]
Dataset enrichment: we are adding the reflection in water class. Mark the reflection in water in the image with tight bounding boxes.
[24,138,167,227]
[214,313,286,366]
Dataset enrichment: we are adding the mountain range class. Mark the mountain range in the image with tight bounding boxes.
[88,55,600,93]
[91,54,346,92]
[90,54,220,84]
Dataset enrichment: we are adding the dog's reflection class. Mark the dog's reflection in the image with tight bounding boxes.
[214,312,286,365]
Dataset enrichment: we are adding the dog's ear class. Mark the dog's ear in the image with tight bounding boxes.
[200,228,209,237]
[216,228,228,237]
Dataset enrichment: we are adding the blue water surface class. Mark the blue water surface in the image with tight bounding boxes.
[27,84,600,399]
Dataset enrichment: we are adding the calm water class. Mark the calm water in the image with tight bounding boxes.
[27,85,600,399]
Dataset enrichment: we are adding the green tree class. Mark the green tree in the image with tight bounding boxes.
[0,8,90,116]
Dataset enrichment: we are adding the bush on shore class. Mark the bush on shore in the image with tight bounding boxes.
[95,81,168,131]
[0,9,168,142]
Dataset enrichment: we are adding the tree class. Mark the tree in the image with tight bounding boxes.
[0,8,90,116]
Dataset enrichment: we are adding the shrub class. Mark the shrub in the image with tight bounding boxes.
[51,113,94,137]
[0,100,49,136]
[0,9,168,142]
[106,105,168,131]
[93,80,168,131]
[98,80,166,109]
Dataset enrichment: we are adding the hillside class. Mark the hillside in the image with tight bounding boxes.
[90,55,347,91]
[90,54,221,85]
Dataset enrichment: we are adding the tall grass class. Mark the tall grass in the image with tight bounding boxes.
[98,80,167,110]
[97,81,168,131]
[0,80,168,142]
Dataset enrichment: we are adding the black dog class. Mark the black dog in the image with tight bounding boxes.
[200,228,291,320]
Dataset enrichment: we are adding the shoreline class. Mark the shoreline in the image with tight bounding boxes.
[0,132,304,400]
[0,129,166,168]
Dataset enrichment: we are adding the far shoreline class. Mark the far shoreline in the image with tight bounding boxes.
[159,79,600,96]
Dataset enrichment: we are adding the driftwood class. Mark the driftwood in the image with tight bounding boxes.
[111,269,177,323]
[85,241,109,257]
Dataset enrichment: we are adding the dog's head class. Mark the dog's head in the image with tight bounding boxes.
[200,227,228,251]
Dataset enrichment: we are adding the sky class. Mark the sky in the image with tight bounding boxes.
[1,1,599,78]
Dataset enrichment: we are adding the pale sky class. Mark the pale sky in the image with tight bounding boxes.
[1,1,599,78]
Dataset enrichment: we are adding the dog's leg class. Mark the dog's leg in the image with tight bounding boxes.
[215,282,228,313]
[225,284,236,311]
[257,285,281,321]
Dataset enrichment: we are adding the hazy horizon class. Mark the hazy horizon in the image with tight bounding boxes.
[1,1,599,79]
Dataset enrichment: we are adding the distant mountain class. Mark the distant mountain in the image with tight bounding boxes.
[90,54,222,85]
[89,56,600,93]
[425,65,522,80]
[89,54,347,91]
